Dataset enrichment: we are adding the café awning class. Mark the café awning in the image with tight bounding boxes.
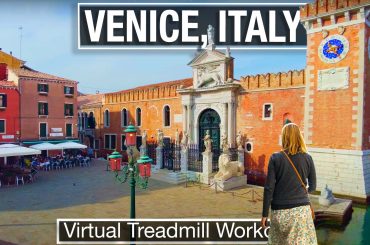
[30,142,62,151]
[55,142,87,149]
[0,144,41,157]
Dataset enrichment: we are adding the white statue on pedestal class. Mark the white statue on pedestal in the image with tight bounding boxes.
[221,134,228,153]
[207,25,215,46]
[319,184,335,206]
[236,131,244,151]
[181,131,189,151]
[142,130,147,148]
[175,129,179,145]
[157,129,164,147]
[203,130,212,153]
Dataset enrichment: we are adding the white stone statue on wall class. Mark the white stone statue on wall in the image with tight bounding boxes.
[157,129,164,147]
[142,130,147,148]
[236,131,244,151]
[181,131,189,151]
[203,130,212,153]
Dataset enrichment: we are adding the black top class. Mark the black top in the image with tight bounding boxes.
[262,151,317,217]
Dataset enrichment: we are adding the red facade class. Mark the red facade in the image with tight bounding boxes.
[0,81,20,143]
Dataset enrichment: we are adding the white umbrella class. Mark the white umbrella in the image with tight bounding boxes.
[30,142,61,150]
[56,142,87,150]
[0,144,41,157]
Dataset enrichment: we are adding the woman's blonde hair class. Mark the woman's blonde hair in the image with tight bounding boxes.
[281,123,307,155]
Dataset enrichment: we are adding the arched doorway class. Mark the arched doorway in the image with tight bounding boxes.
[198,109,221,162]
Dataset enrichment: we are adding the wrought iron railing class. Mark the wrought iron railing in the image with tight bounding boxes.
[188,144,202,172]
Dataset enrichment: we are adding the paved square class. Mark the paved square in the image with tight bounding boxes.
[0,159,263,245]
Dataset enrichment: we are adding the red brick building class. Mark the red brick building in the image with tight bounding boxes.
[79,1,370,201]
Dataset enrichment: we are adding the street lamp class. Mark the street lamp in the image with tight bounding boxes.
[110,125,152,220]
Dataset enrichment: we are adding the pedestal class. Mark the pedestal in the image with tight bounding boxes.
[201,151,213,184]
[211,175,247,191]
[180,149,188,173]
[156,146,163,170]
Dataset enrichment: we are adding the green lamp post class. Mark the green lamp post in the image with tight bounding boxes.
[110,124,152,220]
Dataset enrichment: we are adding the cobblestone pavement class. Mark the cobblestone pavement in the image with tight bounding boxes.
[0,159,264,245]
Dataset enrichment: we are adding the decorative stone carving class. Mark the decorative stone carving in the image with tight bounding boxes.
[319,184,335,206]
[197,64,223,87]
[337,26,345,35]
[236,131,244,151]
[318,67,349,91]
[213,153,244,181]
[203,130,212,153]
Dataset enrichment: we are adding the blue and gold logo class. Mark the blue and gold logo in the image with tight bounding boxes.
[318,35,349,64]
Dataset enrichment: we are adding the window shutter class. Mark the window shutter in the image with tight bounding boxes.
[38,102,42,115]
[45,103,49,115]
[46,84,49,92]
[3,94,7,107]
[71,105,74,116]
[0,120,5,133]
[64,87,67,94]
[37,84,41,92]
[64,104,67,116]
[71,87,74,94]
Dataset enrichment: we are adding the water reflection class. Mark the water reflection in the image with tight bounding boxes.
[316,206,370,245]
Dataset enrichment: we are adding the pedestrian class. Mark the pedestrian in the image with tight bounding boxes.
[261,123,317,245]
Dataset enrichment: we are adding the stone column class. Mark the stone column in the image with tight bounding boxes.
[182,105,187,133]
[187,104,193,141]
[201,151,213,184]
[223,103,228,145]
[180,148,189,173]
[155,146,163,170]
[228,102,236,147]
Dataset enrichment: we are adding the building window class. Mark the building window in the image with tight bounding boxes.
[164,105,171,127]
[37,84,49,94]
[245,142,253,153]
[66,123,73,137]
[0,120,5,133]
[39,123,47,138]
[262,103,273,120]
[64,86,74,96]
[64,104,74,117]
[38,102,49,116]
[121,135,127,151]
[122,108,128,127]
[104,110,110,127]
[87,112,96,129]
[0,94,7,108]
[104,134,116,150]
[136,108,141,126]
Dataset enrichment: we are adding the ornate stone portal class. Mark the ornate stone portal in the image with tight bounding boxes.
[178,37,241,150]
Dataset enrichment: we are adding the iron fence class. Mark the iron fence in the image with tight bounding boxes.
[228,148,239,161]
[163,141,181,171]
[188,144,202,172]
[147,141,157,165]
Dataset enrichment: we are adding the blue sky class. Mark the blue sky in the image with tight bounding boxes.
[0,0,309,94]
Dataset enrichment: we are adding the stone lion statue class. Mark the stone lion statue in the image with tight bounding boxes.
[214,153,245,181]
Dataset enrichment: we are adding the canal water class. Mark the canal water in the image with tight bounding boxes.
[316,205,370,245]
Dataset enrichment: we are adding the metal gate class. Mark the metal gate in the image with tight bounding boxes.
[198,109,221,171]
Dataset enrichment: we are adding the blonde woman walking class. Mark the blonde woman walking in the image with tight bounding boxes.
[261,123,317,245]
